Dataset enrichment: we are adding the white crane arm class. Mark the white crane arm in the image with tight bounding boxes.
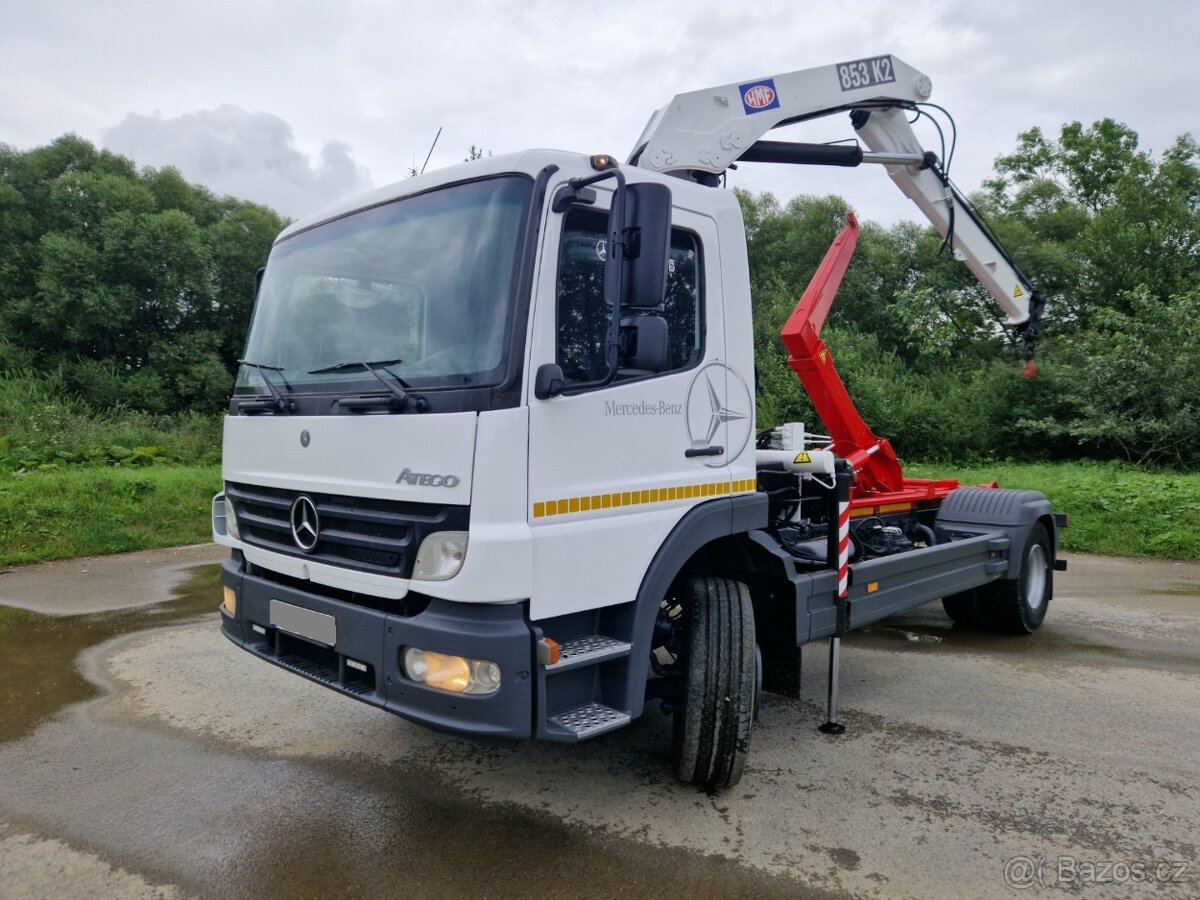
[629,55,932,176]
[628,54,1037,326]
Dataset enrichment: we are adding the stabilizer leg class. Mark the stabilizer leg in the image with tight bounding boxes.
[818,636,846,735]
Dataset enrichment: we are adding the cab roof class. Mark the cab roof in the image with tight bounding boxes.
[275,149,737,243]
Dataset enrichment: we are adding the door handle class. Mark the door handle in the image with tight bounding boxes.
[685,445,725,458]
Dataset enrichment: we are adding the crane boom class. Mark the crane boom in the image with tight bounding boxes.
[628,53,1038,327]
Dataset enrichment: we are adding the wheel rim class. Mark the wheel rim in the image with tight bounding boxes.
[1024,543,1047,611]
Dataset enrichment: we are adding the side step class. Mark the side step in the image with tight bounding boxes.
[536,624,635,742]
[546,634,631,673]
[549,702,631,739]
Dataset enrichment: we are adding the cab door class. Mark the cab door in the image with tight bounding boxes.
[525,183,743,621]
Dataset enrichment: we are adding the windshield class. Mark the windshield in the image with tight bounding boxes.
[238,175,532,395]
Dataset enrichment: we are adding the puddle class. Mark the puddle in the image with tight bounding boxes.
[2,557,1197,898]
[0,564,221,744]
[859,626,945,645]
[0,562,830,900]
[0,707,828,900]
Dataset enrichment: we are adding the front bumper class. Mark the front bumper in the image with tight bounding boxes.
[219,558,535,740]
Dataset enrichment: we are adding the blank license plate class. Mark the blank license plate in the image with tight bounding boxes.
[270,599,336,646]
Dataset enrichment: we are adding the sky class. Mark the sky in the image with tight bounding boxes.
[2,0,1197,224]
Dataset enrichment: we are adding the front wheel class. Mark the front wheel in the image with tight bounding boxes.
[672,577,756,791]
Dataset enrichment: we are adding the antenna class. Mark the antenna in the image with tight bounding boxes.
[420,127,443,175]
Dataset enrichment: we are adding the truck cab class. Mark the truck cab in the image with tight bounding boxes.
[216,150,766,745]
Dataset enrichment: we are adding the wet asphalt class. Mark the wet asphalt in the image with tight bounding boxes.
[0,550,1197,899]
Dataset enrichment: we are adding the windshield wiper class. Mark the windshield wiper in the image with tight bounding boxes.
[237,361,296,414]
[309,359,427,413]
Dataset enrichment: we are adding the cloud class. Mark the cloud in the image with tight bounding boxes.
[102,105,371,218]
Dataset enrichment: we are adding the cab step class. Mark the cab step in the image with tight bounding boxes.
[545,634,631,673]
[549,702,631,739]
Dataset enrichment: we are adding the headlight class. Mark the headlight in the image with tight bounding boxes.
[402,647,501,695]
[412,531,468,581]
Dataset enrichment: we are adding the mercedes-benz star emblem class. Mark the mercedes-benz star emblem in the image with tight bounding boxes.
[699,373,746,443]
[685,361,754,468]
[290,495,320,553]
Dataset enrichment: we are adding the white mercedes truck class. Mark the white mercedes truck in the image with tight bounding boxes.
[214,55,1065,789]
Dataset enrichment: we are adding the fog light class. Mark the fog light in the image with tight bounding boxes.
[412,531,468,581]
[402,647,501,695]
[222,586,237,616]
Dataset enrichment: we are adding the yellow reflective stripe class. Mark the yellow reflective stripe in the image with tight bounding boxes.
[850,502,915,519]
[532,478,757,519]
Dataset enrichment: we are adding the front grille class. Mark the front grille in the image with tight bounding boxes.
[227,481,468,577]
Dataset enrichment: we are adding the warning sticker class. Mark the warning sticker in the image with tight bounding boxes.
[793,451,812,464]
[1014,285,1024,298]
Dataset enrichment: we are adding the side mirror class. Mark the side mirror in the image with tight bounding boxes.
[534,363,565,400]
[620,182,671,310]
[619,316,669,373]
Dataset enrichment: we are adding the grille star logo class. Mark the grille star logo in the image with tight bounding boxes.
[290,495,320,553]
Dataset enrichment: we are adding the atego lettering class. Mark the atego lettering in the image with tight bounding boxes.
[396,468,461,487]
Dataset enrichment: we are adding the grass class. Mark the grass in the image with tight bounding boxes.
[0,466,221,566]
[4,459,1196,569]
[906,460,1200,559]
[0,373,224,566]
[1,371,1197,568]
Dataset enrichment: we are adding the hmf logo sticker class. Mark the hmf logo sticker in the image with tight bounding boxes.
[739,79,780,115]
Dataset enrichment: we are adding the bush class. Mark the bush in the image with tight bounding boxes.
[1018,287,1200,467]
[0,372,222,473]
[754,323,1058,465]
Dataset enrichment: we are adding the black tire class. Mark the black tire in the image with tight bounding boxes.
[941,590,982,625]
[672,577,756,791]
[976,523,1053,634]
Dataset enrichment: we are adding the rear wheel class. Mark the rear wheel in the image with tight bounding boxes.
[672,577,756,790]
[941,590,982,625]
[978,523,1053,634]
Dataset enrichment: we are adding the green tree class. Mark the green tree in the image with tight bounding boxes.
[0,136,286,412]
[1019,287,1200,466]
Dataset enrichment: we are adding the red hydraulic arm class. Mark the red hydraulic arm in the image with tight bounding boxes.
[779,214,962,512]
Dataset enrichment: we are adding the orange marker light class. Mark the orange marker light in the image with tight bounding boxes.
[538,637,561,666]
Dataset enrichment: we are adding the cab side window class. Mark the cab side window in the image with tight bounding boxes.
[555,207,703,385]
